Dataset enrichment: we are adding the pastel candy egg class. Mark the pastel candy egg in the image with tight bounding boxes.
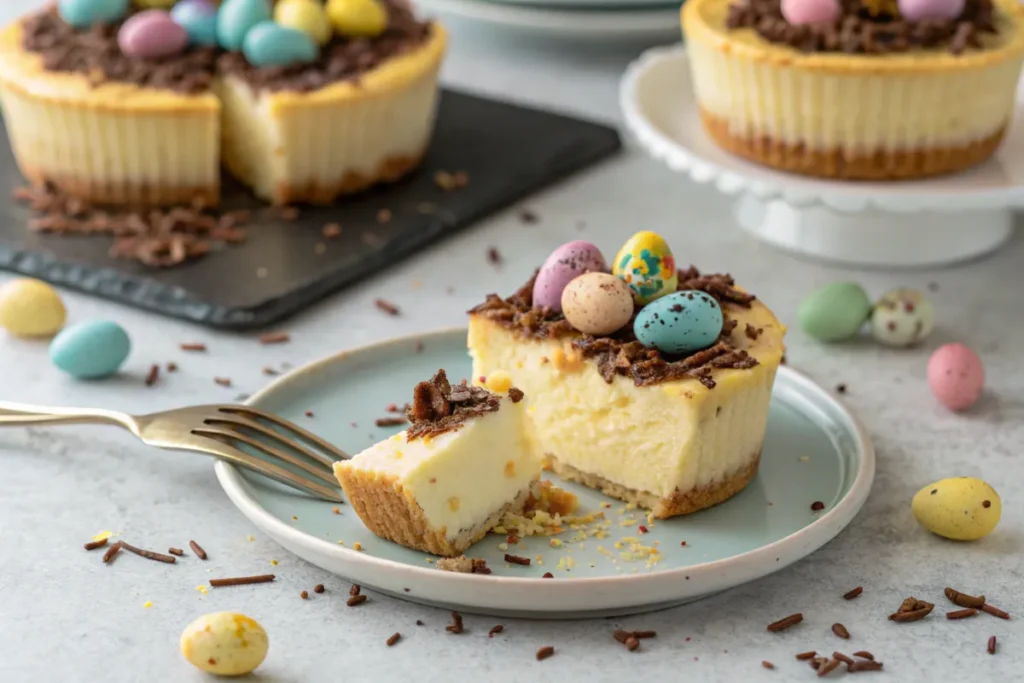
[133,0,176,8]
[217,0,273,51]
[326,0,389,38]
[634,290,723,355]
[180,612,269,676]
[275,0,333,45]
[912,477,1001,541]
[781,0,841,24]
[58,0,129,29]
[927,343,984,411]
[798,282,871,342]
[897,0,965,22]
[118,10,189,59]
[50,320,131,380]
[561,273,634,337]
[532,241,607,312]
[870,288,934,347]
[612,231,678,305]
[171,0,219,46]
[0,278,66,338]
[243,21,319,67]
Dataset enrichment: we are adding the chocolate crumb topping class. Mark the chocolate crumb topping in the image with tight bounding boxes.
[406,370,502,440]
[469,266,760,388]
[508,387,525,403]
[23,4,431,95]
[725,0,999,56]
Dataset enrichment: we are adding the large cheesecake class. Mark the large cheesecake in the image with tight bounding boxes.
[468,237,785,519]
[334,371,541,556]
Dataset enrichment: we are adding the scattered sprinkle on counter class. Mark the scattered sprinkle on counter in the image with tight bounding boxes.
[92,530,114,542]
[536,646,555,661]
[352,542,363,551]
[247,536,255,542]
[142,601,153,608]
[270,559,278,566]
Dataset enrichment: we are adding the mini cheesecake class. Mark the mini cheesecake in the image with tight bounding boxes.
[468,267,786,519]
[334,370,541,557]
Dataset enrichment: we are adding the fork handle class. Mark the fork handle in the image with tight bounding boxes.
[0,401,135,431]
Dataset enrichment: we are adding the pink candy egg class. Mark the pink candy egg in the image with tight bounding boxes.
[897,0,965,21]
[118,10,189,59]
[927,343,984,411]
[781,0,841,25]
[532,241,608,312]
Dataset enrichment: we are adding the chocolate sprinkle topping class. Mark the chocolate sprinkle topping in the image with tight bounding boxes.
[469,267,760,388]
[725,0,999,56]
[405,370,502,440]
[23,4,431,95]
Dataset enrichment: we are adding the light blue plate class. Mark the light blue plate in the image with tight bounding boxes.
[216,328,874,618]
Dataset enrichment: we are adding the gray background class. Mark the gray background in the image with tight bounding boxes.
[1,1,1021,681]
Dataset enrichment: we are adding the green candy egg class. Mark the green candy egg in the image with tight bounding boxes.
[798,282,871,342]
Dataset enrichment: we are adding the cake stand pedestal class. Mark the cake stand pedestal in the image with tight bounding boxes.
[620,45,1024,269]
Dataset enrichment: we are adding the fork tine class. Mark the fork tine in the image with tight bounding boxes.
[193,426,338,488]
[201,440,343,502]
[203,414,339,478]
[218,407,349,465]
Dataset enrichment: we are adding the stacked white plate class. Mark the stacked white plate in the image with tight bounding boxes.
[413,0,683,41]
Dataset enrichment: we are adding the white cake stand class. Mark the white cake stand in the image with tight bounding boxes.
[619,45,1024,268]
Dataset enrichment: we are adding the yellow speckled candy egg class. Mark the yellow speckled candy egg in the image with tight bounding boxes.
[0,278,66,338]
[327,0,388,37]
[561,272,634,336]
[275,0,333,45]
[180,612,269,676]
[612,231,679,304]
[912,477,1001,541]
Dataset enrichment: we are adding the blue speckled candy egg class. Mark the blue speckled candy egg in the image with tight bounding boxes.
[58,0,130,29]
[171,0,220,46]
[633,290,723,355]
[50,321,131,380]
[242,21,319,67]
[532,241,607,313]
[216,0,273,51]
[612,231,679,305]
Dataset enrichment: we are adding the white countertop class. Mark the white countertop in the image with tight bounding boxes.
[1,3,1022,681]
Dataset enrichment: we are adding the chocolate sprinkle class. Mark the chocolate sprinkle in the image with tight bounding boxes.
[988,635,997,655]
[102,541,122,564]
[120,541,176,564]
[386,632,401,647]
[767,613,803,632]
[849,660,884,672]
[488,625,504,638]
[725,0,999,56]
[84,538,108,551]
[536,646,555,661]
[946,608,979,619]
[889,597,934,622]
[843,586,863,600]
[470,267,759,388]
[189,540,207,560]
[405,370,502,440]
[831,623,850,639]
[446,611,464,634]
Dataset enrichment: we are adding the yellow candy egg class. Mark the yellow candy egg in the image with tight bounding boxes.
[133,0,177,8]
[275,0,333,45]
[612,231,679,304]
[327,0,388,38]
[911,477,1001,541]
[0,278,66,338]
[180,612,269,676]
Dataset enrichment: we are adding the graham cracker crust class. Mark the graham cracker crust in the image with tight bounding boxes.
[269,152,426,205]
[335,467,532,557]
[548,452,761,519]
[19,167,219,208]
[699,109,1007,181]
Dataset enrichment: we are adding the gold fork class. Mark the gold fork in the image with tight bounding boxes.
[0,401,348,502]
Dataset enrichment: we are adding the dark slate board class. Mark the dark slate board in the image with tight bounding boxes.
[0,89,620,330]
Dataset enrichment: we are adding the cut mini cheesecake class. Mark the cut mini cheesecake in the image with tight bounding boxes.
[334,370,541,556]
[468,236,786,519]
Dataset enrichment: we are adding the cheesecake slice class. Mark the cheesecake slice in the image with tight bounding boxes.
[468,267,786,519]
[334,370,540,556]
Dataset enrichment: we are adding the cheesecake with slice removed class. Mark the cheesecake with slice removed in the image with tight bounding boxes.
[468,255,786,519]
[334,370,540,556]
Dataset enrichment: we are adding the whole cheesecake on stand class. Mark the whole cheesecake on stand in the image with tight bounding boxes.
[682,0,1024,180]
[0,0,446,206]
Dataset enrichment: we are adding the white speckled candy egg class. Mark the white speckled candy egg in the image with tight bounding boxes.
[561,272,634,336]
[217,0,273,51]
[180,612,269,676]
[119,10,189,59]
[58,0,129,29]
[171,0,220,46]
[243,21,320,67]
[49,320,131,379]
[612,231,678,305]
[912,477,1001,541]
[633,290,723,355]
[274,0,333,45]
[870,288,934,347]
[532,241,607,312]
[0,278,66,338]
